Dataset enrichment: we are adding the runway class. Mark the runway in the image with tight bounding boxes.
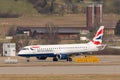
[0,65,120,74]
[0,55,120,74]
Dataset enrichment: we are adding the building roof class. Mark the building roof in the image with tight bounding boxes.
[16,26,90,34]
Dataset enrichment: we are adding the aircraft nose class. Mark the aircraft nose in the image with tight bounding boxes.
[17,51,23,56]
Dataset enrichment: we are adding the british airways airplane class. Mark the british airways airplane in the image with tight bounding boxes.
[18,26,106,62]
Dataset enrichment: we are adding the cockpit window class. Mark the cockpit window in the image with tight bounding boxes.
[30,48,34,50]
[22,48,29,50]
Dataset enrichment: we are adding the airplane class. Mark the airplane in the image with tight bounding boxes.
[18,26,106,62]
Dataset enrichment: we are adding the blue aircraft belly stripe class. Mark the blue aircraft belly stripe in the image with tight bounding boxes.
[18,53,56,57]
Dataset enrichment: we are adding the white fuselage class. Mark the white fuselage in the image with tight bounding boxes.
[18,43,99,56]
[34,44,97,54]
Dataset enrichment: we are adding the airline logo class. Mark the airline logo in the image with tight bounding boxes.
[30,46,40,50]
[92,26,104,45]
[31,46,40,48]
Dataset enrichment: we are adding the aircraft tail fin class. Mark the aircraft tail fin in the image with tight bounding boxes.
[88,26,104,45]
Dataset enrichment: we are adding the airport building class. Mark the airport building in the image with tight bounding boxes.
[16,27,89,40]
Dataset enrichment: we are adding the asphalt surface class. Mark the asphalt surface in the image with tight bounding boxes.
[0,65,120,74]
[0,55,120,74]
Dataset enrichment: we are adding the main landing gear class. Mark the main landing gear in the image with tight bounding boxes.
[67,57,72,62]
[53,57,72,62]
[53,57,58,61]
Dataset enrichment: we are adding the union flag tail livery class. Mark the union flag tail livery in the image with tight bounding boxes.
[91,26,104,45]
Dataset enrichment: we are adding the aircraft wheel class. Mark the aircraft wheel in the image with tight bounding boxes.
[27,59,30,62]
[67,58,72,62]
[26,57,30,62]
[53,57,58,61]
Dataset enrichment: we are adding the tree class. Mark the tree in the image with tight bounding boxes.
[49,0,56,13]
[115,20,120,36]
[92,0,103,2]
[103,0,120,14]
[32,30,37,38]
[113,0,120,14]
[59,5,65,16]
[7,26,16,36]
[45,22,60,44]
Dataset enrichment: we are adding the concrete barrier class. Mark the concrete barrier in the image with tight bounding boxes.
[4,57,18,64]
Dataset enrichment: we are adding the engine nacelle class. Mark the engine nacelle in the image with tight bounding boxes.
[36,56,47,60]
[58,54,68,60]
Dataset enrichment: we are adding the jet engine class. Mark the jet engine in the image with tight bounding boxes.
[58,54,68,59]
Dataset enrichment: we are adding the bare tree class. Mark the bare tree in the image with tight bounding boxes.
[115,20,120,36]
[13,32,30,52]
[7,26,16,36]
[45,22,60,44]
[59,5,65,16]
[0,43,3,56]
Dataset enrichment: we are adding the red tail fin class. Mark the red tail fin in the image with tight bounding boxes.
[90,26,104,45]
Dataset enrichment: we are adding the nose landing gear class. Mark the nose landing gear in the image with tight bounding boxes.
[26,57,30,62]
[27,59,30,62]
